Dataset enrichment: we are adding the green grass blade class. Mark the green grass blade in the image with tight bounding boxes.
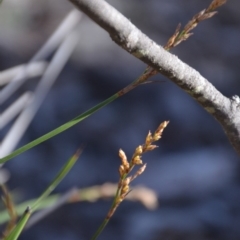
[0,194,60,225]
[31,148,83,211]
[0,149,82,239]
[5,207,31,240]
[0,93,118,164]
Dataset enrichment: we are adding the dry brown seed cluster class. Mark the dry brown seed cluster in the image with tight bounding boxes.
[0,185,17,238]
[106,121,168,219]
[117,121,169,201]
[133,0,227,92]
[165,0,227,50]
[207,0,227,12]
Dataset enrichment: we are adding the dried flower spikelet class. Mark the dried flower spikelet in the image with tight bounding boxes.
[119,149,127,162]
[153,121,169,141]
[145,144,158,151]
[121,185,130,195]
[152,134,161,142]
[123,177,131,186]
[172,39,183,48]
[184,20,198,34]
[165,23,181,49]
[207,0,227,12]
[132,155,143,165]
[181,33,193,41]
[119,149,129,167]
[120,177,131,195]
[155,121,169,134]
[135,145,143,155]
[131,163,147,181]
[119,165,125,177]
[137,163,147,176]
[198,12,217,21]
[184,9,208,33]
[116,197,124,205]
[194,9,206,21]
[145,131,153,145]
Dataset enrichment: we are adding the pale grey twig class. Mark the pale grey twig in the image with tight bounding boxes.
[0,62,47,86]
[0,9,82,104]
[0,29,80,158]
[0,92,32,130]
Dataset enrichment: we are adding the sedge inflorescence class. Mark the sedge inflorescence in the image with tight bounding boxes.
[107,121,169,219]
[165,0,227,50]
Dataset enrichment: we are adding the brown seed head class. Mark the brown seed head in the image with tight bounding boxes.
[137,163,147,176]
[145,144,158,151]
[116,197,123,205]
[132,155,143,165]
[152,134,161,142]
[123,177,131,186]
[145,131,153,145]
[131,163,147,181]
[154,121,169,141]
[121,185,129,195]
[165,23,181,50]
[135,145,143,155]
[207,0,227,12]
[119,149,129,167]
[119,165,125,177]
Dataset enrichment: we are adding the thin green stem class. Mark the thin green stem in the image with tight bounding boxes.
[4,207,31,240]
[0,93,118,164]
[90,165,135,240]
[0,72,149,164]
[91,218,109,240]
[90,183,121,240]
[32,148,82,211]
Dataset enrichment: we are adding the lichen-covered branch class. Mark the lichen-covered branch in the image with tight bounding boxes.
[68,0,240,156]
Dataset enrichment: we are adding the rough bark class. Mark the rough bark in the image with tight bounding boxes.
[68,0,240,156]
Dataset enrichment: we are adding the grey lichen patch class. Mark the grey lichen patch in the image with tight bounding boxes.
[193,85,204,94]
[231,95,240,104]
[132,49,148,58]
[197,97,206,103]
[205,107,215,114]
[126,31,140,48]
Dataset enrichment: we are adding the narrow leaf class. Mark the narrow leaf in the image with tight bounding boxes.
[5,207,31,240]
[31,148,83,211]
[0,94,118,164]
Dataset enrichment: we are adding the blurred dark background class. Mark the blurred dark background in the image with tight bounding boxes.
[1,0,240,239]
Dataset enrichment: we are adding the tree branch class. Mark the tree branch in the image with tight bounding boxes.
[68,0,240,155]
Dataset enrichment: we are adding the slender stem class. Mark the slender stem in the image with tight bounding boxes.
[90,163,136,240]
[90,180,121,240]
[0,69,149,163]
[91,218,110,240]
